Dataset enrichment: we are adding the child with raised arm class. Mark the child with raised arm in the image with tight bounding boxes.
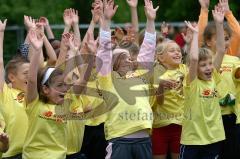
[0,19,29,159]
[179,6,225,159]
[198,0,240,56]
[96,0,157,158]
[23,28,93,159]
[202,1,240,158]
[79,2,109,159]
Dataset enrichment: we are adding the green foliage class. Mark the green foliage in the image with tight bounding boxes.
[0,0,73,24]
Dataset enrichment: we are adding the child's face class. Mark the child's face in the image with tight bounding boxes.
[158,43,182,69]
[118,53,134,72]
[44,75,69,105]
[9,63,29,92]
[207,31,230,53]
[197,57,214,81]
[224,31,230,52]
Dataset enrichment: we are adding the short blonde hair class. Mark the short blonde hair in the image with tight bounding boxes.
[155,40,177,55]
[198,47,213,62]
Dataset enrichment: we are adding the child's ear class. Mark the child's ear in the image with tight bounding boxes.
[8,73,16,83]
[157,54,165,63]
[42,85,50,95]
[205,39,212,48]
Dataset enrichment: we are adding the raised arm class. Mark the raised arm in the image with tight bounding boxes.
[137,0,158,69]
[198,0,209,47]
[73,33,97,95]
[63,9,72,34]
[0,19,7,92]
[43,34,57,66]
[26,30,44,105]
[126,0,139,33]
[24,16,44,66]
[56,10,74,66]
[96,0,118,76]
[71,8,81,47]
[81,2,101,53]
[40,17,55,39]
[212,5,225,71]
[36,22,57,66]
[185,21,199,83]
[55,33,69,67]
[219,0,240,57]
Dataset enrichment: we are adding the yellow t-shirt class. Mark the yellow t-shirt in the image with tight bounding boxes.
[232,64,240,124]
[149,62,166,107]
[218,55,240,120]
[0,84,28,157]
[181,70,225,145]
[22,96,67,159]
[0,111,5,133]
[98,71,153,140]
[66,120,85,155]
[66,67,107,126]
[150,64,187,128]
[84,70,107,126]
[0,112,4,159]
[65,94,85,155]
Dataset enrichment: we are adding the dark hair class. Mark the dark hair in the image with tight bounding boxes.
[37,67,64,103]
[5,55,29,83]
[203,22,231,47]
[119,41,140,57]
[48,38,60,44]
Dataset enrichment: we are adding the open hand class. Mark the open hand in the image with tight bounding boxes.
[0,19,7,32]
[144,0,159,21]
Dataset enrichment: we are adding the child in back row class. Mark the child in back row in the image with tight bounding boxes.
[180,5,226,159]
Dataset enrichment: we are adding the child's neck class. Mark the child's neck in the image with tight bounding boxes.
[163,63,180,70]
[11,83,25,92]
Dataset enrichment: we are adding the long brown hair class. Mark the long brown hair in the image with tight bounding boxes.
[37,66,64,103]
[203,22,231,48]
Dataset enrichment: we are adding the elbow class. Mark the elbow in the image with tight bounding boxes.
[47,59,57,67]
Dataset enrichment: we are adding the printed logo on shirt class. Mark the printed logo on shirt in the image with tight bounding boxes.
[39,110,66,124]
[200,88,218,98]
[14,92,25,103]
[220,65,232,74]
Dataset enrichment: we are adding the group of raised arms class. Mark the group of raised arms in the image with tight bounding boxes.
[1,0,240,159]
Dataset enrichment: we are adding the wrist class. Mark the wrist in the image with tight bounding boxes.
[73,23,79,28]
[225,10,232,16]
[91,19,96,25]
[215,21,224,25]
[201,6,209,10]
[65,25,71,29]
[147,19,154,23]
